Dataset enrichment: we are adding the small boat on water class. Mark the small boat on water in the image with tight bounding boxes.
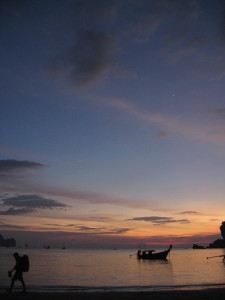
[137,245,172,260]
[43,245,51,249]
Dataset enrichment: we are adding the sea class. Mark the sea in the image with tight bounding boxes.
[0,247,225,292]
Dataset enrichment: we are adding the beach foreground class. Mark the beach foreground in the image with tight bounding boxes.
[1,288,225,300]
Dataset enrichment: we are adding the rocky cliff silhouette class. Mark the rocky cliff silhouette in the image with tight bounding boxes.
[208,221,225,248]
[193,221,225,249]
[0,234,16,247]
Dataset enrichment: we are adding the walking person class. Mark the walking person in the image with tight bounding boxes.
[8,252,26,293]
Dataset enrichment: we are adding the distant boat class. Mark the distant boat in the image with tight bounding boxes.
[137,245,172,260]
[43,246,50,249]
[62,247,66,250]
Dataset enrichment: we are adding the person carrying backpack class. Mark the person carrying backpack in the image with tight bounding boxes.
[7,252,27,293]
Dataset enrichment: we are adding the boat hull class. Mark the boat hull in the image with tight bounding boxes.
[137,245,172,260]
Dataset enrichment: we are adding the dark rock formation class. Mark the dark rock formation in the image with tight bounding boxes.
[0,234,16,247]
[192,221,225,249]
[0,234,4,246]
[220,222,225,240]
[208,239,225,249]
[208,221,225,248]
[193,243,205,249]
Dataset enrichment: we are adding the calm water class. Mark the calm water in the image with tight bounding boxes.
[0,247,225,291]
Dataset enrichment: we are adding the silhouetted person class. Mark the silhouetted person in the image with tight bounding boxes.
[8,252,26,293]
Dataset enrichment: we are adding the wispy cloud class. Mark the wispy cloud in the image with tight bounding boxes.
[123,0,198,43]
[45,0,119,88]
[0,164,165,210]
[46,30,116,88]
[44,223,62,227]
[161,36,205,64]
[0,159,45,173]
[0,224,30,230]
[103,98,225,146]
[0,194,68,215]
[157,131,168,138]
[67,225,99,231]
[0,207,34,215]
[0,177,159,209]
[127,216,190,225]
[71,225,131,235]
[88,216,112,222]
[33,222,131,235]
[209,108,225,120]
[45,0,206,87]
[178,211,200,215]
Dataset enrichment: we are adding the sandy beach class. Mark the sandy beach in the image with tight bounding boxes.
[1,288,225,300]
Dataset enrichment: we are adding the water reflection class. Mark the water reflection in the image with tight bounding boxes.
[1,248,225,289]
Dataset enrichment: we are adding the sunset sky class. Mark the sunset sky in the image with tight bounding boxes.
[1,0,225,248]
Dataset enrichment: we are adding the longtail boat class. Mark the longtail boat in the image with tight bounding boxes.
[137,245,172,260]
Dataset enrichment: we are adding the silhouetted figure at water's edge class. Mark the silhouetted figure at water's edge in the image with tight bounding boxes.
[7,252,28,293]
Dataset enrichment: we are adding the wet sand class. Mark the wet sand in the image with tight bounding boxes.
[1,288,225,300]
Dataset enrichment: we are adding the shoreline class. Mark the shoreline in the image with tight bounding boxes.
[3,282,225,292]
[1,283,225,293]
[1,287,225,300]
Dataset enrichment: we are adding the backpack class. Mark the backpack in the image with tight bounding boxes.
[21,255,29,272]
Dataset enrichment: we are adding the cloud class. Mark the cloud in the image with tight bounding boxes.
[128,216,190,225]
[125,0,198,43]
[0,224,29,230]
[210,108,225,120]
[112,228,131,234]
[86,226,131,235]
[1,179,157,209]
[103,98,225,146]
[46,30,116,88]
[65,224,98,231]
[127,0,225,80]
[0,169,165,210]
[44,223,62,227]
[51,223,131,235]
[178,211,200,215]
[46,0,201,87]
[126,10,162,43]
[88,216,112,222]
[45,0,119,88]
[0,159,45,173]
[161,36,205,64]
[0,194,67,215]
[157,131,168,138]
[158,2,225,78]
[1,194,67,209]
[0,207,34,215]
